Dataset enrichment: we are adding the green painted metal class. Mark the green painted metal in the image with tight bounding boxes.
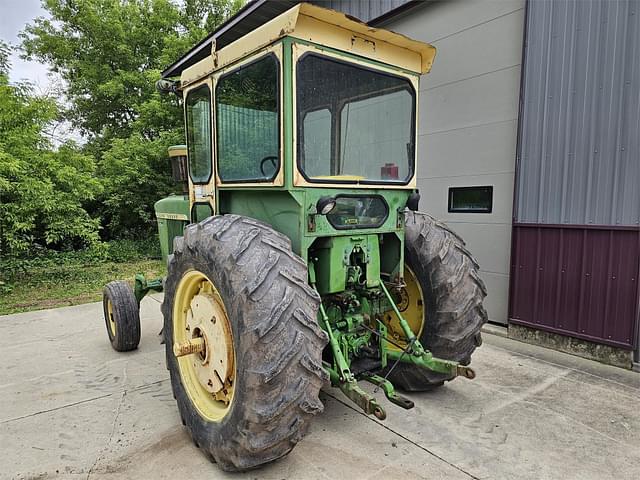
[154,194,189,260]
[311,235,380,295]
[289,37,419,77]
[134,274,164,304]
[379,279,423,354]
[361,374,414,410]
[326,363,387,420]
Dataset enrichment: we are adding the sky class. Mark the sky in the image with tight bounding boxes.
[0,0,53,90]
[0,0,84,143]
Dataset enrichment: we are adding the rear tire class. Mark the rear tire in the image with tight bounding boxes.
[162,215,328,471]
[386,211,488,391]
[103,281,141,352]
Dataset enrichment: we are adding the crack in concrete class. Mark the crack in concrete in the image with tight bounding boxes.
[324,391,481,480]
[0,380,167,425]
[86,389,127,479]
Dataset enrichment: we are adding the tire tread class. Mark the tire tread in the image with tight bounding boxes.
[386,211,488,391]
[162,214,327,471]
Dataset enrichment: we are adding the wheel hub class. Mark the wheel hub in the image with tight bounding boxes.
[383,266,425,347]
[107,299,116,336]
[186,289,234,399]
[173,270,236,417]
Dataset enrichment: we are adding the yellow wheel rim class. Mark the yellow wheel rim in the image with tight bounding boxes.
[107,299,116,336]
[383,266,425,350]
[173,270,235,422]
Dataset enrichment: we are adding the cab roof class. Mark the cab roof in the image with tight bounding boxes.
[171,3,436,87]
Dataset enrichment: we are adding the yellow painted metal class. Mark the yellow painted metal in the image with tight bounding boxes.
[155,212,189,221]
[314,175,366,181]
[180,3,436,87]
[291,42,420,189]
[182,77,217,215]
[107,299,116,336]
[383,266,425,349]
[292,4,434,73]
[173,270,235,421]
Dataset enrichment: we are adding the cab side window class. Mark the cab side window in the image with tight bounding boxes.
[216,54,279,182]
[186,85,212,184]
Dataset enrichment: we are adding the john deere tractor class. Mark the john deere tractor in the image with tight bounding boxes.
[102,3,487,471]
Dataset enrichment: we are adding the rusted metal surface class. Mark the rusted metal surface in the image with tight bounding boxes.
[509,224,639,349]
[173,337,205,357]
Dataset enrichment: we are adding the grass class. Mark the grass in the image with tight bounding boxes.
[0,240,166,315]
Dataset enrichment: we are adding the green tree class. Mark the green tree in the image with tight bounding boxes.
[21,0,243,238]
[0,41,101,257]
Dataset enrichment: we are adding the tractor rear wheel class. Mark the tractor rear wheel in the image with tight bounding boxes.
[384,211,488,391]
[103,281,141,352]
[162,215,328,472]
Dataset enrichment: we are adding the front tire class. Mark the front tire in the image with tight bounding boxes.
[103,281,141,352]
[385,211,488,391]
[162,215,328,471]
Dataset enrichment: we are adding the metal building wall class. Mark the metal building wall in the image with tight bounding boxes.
[511,0,640,354]
[515,0,640,225]
[309,0,412,23]
[383,0,526,326]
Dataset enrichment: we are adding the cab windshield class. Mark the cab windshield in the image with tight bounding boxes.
[297,53,416,184]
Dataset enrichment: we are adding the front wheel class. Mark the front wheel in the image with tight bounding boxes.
[162,215,328,471]
[103,281,141,352]
[383,211,488,391]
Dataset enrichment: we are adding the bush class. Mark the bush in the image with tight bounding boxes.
[0,238,162,291]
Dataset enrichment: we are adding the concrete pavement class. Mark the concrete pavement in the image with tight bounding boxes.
[1,296,638,480]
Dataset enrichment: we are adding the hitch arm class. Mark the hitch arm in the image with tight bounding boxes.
[386,350,476,379]
[380,277,476,380]
[310,261,387,420]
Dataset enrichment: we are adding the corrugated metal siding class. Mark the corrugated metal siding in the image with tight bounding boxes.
[509,225,639,349]
[515,0,640,226]
[309,0,412,23]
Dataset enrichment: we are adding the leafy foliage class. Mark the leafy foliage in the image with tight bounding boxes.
[0,1,244,312]
[0,239,164,314]
[0,41,101,256]
[21,0,242,138]
[18,0,243,240]
[97,130,183,236]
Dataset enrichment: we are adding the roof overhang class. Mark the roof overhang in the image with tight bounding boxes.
[167,2,436,85]
[162,0,298,79]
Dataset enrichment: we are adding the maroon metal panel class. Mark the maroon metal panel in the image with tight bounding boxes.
[509,224,640,349]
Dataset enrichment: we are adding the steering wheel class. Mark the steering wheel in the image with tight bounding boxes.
[259,156,278,177]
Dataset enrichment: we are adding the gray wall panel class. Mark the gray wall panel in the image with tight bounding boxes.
[516,0,640,226]
[385,0,525,324]
[309,0,411,22]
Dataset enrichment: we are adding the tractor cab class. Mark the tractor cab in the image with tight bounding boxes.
[154,3,434,272]
[103,3,487,472]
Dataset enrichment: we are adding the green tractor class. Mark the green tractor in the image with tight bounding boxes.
[102,3,487,471]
